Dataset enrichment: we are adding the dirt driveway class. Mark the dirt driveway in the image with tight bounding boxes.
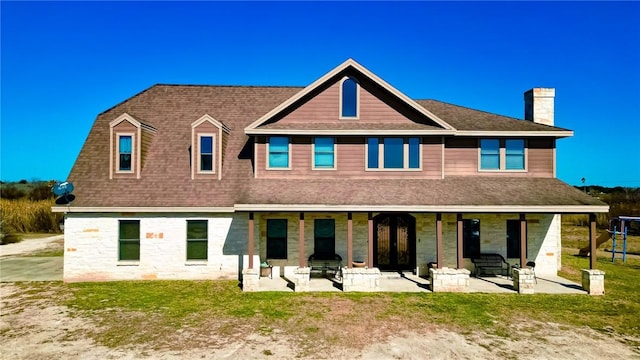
[0,235,63,282]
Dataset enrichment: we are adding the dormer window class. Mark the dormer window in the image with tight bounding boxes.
[191,114,230,180]
[118,135,133,171]
[198,135,214,172]
[110,113,148,179]
[340,77,359,118]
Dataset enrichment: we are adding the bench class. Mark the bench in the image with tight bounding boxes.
[471,253,509,277]
[308,254,342,280]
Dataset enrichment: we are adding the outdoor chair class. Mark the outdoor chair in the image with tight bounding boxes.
[526,261,537,283]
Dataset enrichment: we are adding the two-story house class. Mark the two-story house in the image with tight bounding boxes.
[54,59,607,291]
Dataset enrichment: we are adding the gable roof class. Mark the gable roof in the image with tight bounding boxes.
[245,58,456,134]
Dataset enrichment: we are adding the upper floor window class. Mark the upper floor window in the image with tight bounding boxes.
[313,137,335,169]
[118,135,133,172]
[505,139,525,170]
[268,136,290,169]
[367,137,420,170]
[199,135,214,172]
[480,139,500,170]
[341,77,358,118]
[480,139,526,171]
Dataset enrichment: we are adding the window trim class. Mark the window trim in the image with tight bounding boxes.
[116,133,135,173]
[266,136,291,170]
[186,220,208,261]
[339,76,360,120]
[109,113,142,179]
[365,137,422,171]
[196,133,216,174]
[478,138,528,172]
[312,137,337,170]
[118,220,140,263]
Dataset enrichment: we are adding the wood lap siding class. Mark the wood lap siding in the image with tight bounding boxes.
[256,136,443,179]
[444,137,555,177]
[277,81,417,125]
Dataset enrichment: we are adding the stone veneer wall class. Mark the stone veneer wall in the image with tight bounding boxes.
[63,213,258,282]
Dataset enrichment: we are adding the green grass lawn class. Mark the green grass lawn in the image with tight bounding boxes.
[6,224,640,351]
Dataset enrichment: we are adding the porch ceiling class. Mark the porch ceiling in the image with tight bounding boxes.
[237,177,609,213]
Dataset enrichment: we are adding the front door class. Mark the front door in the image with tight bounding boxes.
[373,213,416,271]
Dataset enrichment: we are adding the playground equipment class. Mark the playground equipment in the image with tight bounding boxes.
[578,216,640,263]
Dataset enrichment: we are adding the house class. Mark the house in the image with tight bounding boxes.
[54,59,608,292]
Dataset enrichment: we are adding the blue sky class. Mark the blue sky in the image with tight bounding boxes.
[1,1,639,187]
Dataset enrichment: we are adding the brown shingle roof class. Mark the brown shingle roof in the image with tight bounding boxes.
[67,84,602,210]
[238,177,604,207]
[415,99,571,132]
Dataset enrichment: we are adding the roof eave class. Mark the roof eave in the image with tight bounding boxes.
[245,129,456,136]
[455,130,574,138]
[233,204,609,213]
[52,206,236,213]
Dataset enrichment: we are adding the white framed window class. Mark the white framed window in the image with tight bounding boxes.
[366,137,421,170]
[267,136,290,169]
[340,77,359,119]
[479,139,527,171]
[313,137,336,169]
[197,134,215,173]
[116,133,135,173]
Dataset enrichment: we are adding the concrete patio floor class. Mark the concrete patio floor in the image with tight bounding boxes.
[255,271,586,294]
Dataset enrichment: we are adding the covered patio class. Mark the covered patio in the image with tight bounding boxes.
[253,271,586,294]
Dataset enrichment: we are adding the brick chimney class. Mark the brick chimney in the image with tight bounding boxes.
[524,88,555,126]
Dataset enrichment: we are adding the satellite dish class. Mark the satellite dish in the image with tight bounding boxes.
[52,182,74,196]
[52,181,75,205]
[55,194,76,205]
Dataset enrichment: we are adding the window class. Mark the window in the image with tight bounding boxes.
[268,137,289,168]
[367,137,420,169]
[341,77,358,118]
[480,139,526,171]
[118,135,133,171]
[462,219,480,258]
[199,136,213,172]
[267,219,287,259]
[313,137,335,169]
[187,220,208,260]
[506,220,526,258]
[314,219,335,258]
[505,140,525,170]
[480,139,500,170]
[119,220,140,261]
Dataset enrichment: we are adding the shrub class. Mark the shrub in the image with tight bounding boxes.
[0,198,62,234]
[0,185,26,200]
[0,220,23,245]
[29,182,54,201]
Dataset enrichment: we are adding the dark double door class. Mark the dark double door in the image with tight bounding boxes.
[373,213,416,271]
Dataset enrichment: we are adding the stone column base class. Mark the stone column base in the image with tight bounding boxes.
[242,268,259,292]
[342,267,381,292]
[582,269,605,295]
[293,267,311,292]
[513,268,535,294]
[429,267,470,292]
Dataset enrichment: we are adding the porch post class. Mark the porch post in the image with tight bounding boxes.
[368,212,374,267]
[299,212,305,268]
[456,213,463,269]
[520,213,527,268]
[590,213,597,269]
[347,212,353,268]
[436,213,443,269]
[248,212,254,270]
